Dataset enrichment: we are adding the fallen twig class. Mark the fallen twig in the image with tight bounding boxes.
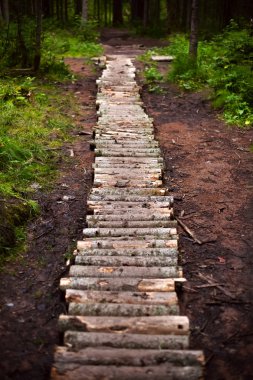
[176,217,202,245]
[198,273,235,299]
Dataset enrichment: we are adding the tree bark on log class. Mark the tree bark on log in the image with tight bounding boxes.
[58,315,189,335]
[60,277,180,292]
[77,238,178,250]
[74,255,178,267]
[51,364,202,380]
[65,289,178,306]
[64,331,189,350]
[69,265,181,279]
[68,302,179,316]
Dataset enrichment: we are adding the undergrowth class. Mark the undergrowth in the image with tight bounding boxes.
[0,19,102,263]
[0,75,77,263]
[141,21,253,127]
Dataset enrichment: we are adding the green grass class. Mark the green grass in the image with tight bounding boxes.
[140,22,253,127]
[0,75,78,263]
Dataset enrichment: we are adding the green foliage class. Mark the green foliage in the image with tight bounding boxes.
[147,22,253,127]
[41,25,103,79]
[0,17,36,70]
[0,76,74,199]
[143,66,164,93]
[0,75,77,260]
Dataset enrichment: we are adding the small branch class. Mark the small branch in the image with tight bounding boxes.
[198,273,235,299]
[176,217,202,244]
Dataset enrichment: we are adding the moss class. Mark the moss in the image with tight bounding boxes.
[0,197,32,257]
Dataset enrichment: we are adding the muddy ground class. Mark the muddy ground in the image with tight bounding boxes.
[0,31,253,380]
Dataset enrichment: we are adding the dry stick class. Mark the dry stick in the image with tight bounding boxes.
[176,217,202,245]
[197,273,235,299]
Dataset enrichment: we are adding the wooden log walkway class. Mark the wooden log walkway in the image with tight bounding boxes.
[51,55,204,379]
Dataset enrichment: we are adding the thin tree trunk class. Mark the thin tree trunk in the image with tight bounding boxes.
[65,0,68,22]
[189,0,199,59]
[3,0,9,23]
[34,0,42,71]
[82,0,88,22]
[113,0,123,26]
[0,2,3,23]
[143,0,149,28]
[104,0,108,25]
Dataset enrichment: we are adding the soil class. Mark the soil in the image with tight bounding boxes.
[0,29,253,380]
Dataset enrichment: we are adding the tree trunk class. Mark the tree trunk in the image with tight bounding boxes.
[81,0,88,21]
[113,0,123,26]
[104,0,108,25]
[3,0,9,23]
[189,0,199,59]
[143,0,149,28]
[64,0,68,22]
[75,0,82,15]
[34,0,42,71]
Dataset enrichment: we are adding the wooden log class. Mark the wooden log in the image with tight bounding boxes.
[94,157,162,163]
[76,247,178,258]
[95,151,161,158]
[90,208,172,216]
[93,179,163,187]
[86,212,173,222]
[65,289,178,306]
[88,202,172,211]
[54,347,203,367]
[88,202,171,210]
[59,315,189,335]
[68,302,179,316]
[95,147,161,154]
[87,220,175,228]
[82,227,178,238]
[95,129,154,135]
[75,255,177,267]
[51,364,203,380]
[94,136,157,143]
[69,265,181,278]
[88,195,173,204]
[93,163,164,170]
[93,168,162,175]
[64,331,189,350]
[77,239,178,250]
[90,187,167,196]
[94,143,159,149]
[60,278,181,292]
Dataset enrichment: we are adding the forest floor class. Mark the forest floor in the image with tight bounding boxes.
[0,29,253,380]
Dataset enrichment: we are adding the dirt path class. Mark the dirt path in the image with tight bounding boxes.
[0,30,253,380]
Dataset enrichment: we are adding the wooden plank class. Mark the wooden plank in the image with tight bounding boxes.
[58,315,189,335]
[54,347,204,367]
[69,265,181,278]
[93,168,162,175]
[77,239,178,249]
[68,302,179,316]
[64,331,189,350]
[90,187,167,196]
[60,278,182,292]
[93,179,163,187]
[88,195,173,203]
[86,212,173,222]
[75,255,177,267]
[87,220,175,228]
[90,208,172,216]
[65,289,178,306]
[88,202,172,210]
[76,247,178,257]
[82,227,177,238]
[51,364,203,380]
[65,289,177,306]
